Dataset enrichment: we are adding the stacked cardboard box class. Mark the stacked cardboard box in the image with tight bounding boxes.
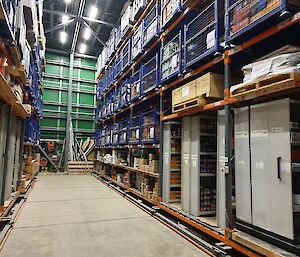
[24,156,39,181]
[200,188,216,212]
[133,155,159,173]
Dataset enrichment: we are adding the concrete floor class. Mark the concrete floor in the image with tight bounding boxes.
[0,174,208,257]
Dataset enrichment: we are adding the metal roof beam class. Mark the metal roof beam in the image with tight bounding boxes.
[45,18,75,34]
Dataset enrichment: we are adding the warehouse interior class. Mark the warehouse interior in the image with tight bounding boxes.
[0,0,300,256]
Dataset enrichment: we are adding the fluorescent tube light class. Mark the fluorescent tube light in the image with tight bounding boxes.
[60,31,67,44]
[80,43,87,53]
[88,5,98,19]
[62,14,69,24]
[83,28,91,40]
[64,0,71,4]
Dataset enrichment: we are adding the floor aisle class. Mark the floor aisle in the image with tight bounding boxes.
[0,174,208,257]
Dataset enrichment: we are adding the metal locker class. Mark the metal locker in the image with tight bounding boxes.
[217,110,226,229]
[234,106,252,224]
[163,122,172,203]
[182,116,191,212]
[190,116,201,216]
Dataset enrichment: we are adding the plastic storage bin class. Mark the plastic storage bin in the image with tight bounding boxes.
[142,51,159,94]
[225,0,300,44]
[121,4,133,36]
[94,130,102,147]
[104,124,112,146]
[105,91,114,116]
[161,0,182,29]
[184,0,223,69]
[107,64,114,90]
[133,0,147,20]
[130,67,142,101]
[160,30,182,83]
[131,24,143,60]
[115,24,122,47]
[107,30,115,58]
[120,79,131,108]
[129,114,141,144]
[114,85,121,111]
[143,4,160,47]
[121,39,131,71]
[141,109,160,144]
[119,119,129,144]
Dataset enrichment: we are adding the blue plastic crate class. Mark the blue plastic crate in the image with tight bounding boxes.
[143,3,160,47]
[184,0,223,69]
[160,30,182,83]
[112,123,119,145]
[161,0,182,29]
[130,67,142,101]
[94,130,102,147]
[105,91,115,116]
[121,39,131,71]
[131,24,143,61]
[141,109,160,144]
[225,0,300,44]
[114,53,122,79]
[129,114,141,144]
[142,51,159,95]
[24,115,40,144]
[104,124,112,146]
[114,85,121,111]
[106,65,114,89]
[119,119,129,145]
[115,24,122,47]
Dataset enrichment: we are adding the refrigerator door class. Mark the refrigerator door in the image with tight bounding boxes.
[234,107,252,224]
[267,98,293,240]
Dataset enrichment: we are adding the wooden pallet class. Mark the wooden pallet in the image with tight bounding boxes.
[67,161,94,173]
[172,97,208,113]
[231,71,300,96]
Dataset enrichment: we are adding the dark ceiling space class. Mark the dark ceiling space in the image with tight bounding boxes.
[43,0,127,57]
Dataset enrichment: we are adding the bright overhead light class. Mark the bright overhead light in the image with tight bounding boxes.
[60,31,67,44]
[62,14,69,24]
[88,5,98,19]
[83,28,91,40]
[64,0,71,4]
[80,43,87,53]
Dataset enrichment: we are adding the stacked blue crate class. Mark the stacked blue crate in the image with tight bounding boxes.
[131,24,143,61]
[104,124,112,146]
[94,130,102,148]
[106,91,115,116]
[24,114,40,145]
[121,39,131,71]
[106,64,114,90]
[160,30,182,83]
[142,51,159,95]
[161,0,182,29]
[120,79,130,108]
[114,84,121,111]
[141,109,160,144]
[119,119,129,145]
[128,114,141,144]
[184,0,223,69]
[225,0,300,44]
[130,67,142,101]
[114,53,122,79]
[143,3,160,47]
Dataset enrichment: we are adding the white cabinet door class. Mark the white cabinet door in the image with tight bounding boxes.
[235,107,252,224]
[267,99,293,240]
[250,103,270,231]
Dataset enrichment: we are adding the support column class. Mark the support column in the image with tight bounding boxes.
[17,120,25,188]
[224,52,233,228]
[63,53,74,172]
[158,88,164,199]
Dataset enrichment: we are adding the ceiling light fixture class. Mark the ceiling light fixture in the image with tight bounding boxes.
[88,5,98,20]
[62,14,69,24]
[64,0,72,4]
[83,28,91,40]
[60,31,67,44]
[80,43,87,53]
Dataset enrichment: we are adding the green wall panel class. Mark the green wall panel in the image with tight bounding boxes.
[44,105,59,111]
[77,120,93,130]
[59,119,66,128]
[43,89,59,102]
[80,69,95,80]
[41,118,58,128]
[46,64,60,75]
[79,93,94,105]
[62,67,70,77]
[81,58,96,68]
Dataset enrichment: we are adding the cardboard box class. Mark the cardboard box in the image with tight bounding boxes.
[172,72,224,106]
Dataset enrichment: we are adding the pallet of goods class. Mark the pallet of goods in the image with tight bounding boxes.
[172,72,224,113]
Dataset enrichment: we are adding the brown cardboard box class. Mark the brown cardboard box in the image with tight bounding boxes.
[172,72,224,106]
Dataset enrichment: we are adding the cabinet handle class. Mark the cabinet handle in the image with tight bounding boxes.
[277,157,282,180]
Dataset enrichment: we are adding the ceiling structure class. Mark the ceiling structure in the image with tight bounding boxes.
[43,0,128,57]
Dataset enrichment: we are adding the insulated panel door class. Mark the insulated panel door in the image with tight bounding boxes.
[182,116,191,212]
[234,107,252,224]
[267,99,293,239]
[190,116,200,216]
[250,103,270,231]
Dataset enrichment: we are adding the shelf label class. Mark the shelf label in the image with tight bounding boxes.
[182,86,189,98]
[251,129,268,138]
[219,156,228,163]
[271,127,284,133]
[235,131,248,138]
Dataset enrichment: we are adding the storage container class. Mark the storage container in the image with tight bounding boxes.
[114,85,121,111]
[130,67,142,101]
[141,109,160,144]
[121,4,133,36]
[115,24,122,47]
[121,39,131,71]
[142,51,159,94]
[107,29,115,58]
[129,114,141,144]
[131,24,143,60]
[107,64,114,90]
[105,91,115,116]
[184,0,223,69]
[161,0,182,29]
[94,130,102,147]
[104,124,112,146]
[114,53,122,79]
[160,31,182,83]
[143,4,160,47]
[133,0,147,20]
[120,79,131,108]
[119,119,129,145]
[225,0,300,44]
